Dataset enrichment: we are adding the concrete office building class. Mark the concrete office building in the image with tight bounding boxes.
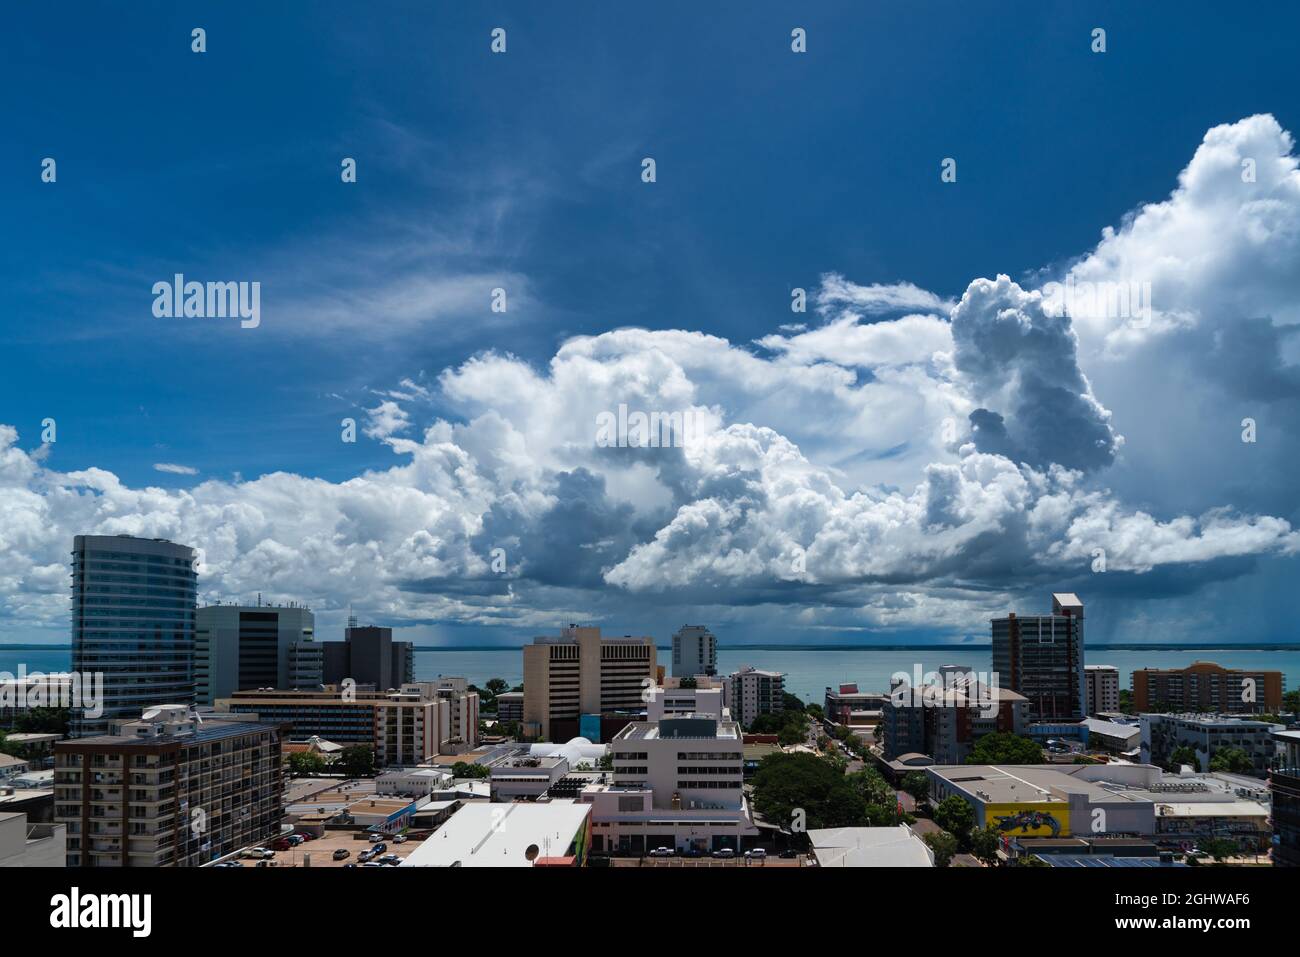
[490,755,571,802]
[580,713,759,855]
[55,705,283,867]
[1133,661,1284,715]
[647,677,727,722]
[1140,713,1283,776]
[522,625,657,741]
[1085,665,1120,715]
[70,535,199,738]
[218,679,478,764]
[495,691,524,724]
[992,592,1086,721]
[322,624,413,691]
[195,602,319,704]
[724,667,786,729]
[671,625,718,678]
[1270,730,1300,867]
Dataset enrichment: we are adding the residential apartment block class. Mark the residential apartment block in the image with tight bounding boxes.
[1084,664,1120,715]
[1270,729,1300,867]
[1132,661,1284,714]
[522,626,657,741]
[54,705,283,867]
[671,624,718,678]
[724,666,785,728]
[881,680,1029,763]
[991,592,1086,721]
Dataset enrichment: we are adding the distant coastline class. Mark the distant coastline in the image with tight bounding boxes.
[3,642,1299,653]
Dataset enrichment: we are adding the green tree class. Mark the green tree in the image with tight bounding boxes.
[1209,747,1254,774]
[338,746,375,778]
[924,832,959,868]
[1198,837,1239,864]
[966,732,1043,765]
[1283,689,1300,713]
[288,752,328,777]
[933,796,975,839]
[751,752,868,831]
[970,826,1001,866]
[900,772,930,805]
[485,678,508,696]
[1168,745,1200,772]
[451,761,490,779]
[805,704,825,721]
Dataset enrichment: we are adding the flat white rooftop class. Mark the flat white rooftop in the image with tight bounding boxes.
[400,801,591,867]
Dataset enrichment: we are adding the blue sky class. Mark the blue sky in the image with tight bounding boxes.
[2,2,1299,647]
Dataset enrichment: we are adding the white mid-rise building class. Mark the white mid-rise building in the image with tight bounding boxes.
[647,677,727,722]
[724,667,786,728]
[581,713,759,855]
[671,625,718,678]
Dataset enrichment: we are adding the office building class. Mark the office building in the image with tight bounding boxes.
[1270,729,1300,867]
[321,624,413,691]
[646,677,726,722]
[1140,713,1283,776]
[70,535,198,737]
[522,625,657,741]
[218,679,478,764]
[991,592,1086,721]
[724,666,786,728]
[1085,664,1120,714]
[580,713,759,855]
[490,755,571,802]
[495,691,524,724]
[1132,661,1284,715]
[671,625,717,678]
[54,705,283,867]
[195,602,319,704]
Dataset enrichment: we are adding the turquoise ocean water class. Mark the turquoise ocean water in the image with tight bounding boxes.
[3,646,1297,705]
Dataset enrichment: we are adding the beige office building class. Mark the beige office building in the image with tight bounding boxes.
[522,625,657,741]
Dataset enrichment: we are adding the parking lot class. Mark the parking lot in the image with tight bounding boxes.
[224,829,427,868]
[613,854,807,867]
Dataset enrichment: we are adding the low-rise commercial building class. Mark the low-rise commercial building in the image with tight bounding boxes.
[1140,713,1283,776]
[490,755,570,802]
[926,762,1271,851]
[808,825,934,867]
[824,684,887,726]
[400,801,592,867]
[646,678,726,722]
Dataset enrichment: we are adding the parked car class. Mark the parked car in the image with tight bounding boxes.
[286,835,304,846]
[779,848,797,859]
[332,848,350,861]
[362,861,384,867]
[379,854,401,865]
[343,863,357,868]
[368,833,384,843]
[393,834,407,844]
[712,848,735,859]
[371,843,387,854]
[271,839,291,851]
[745,848,767,860]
